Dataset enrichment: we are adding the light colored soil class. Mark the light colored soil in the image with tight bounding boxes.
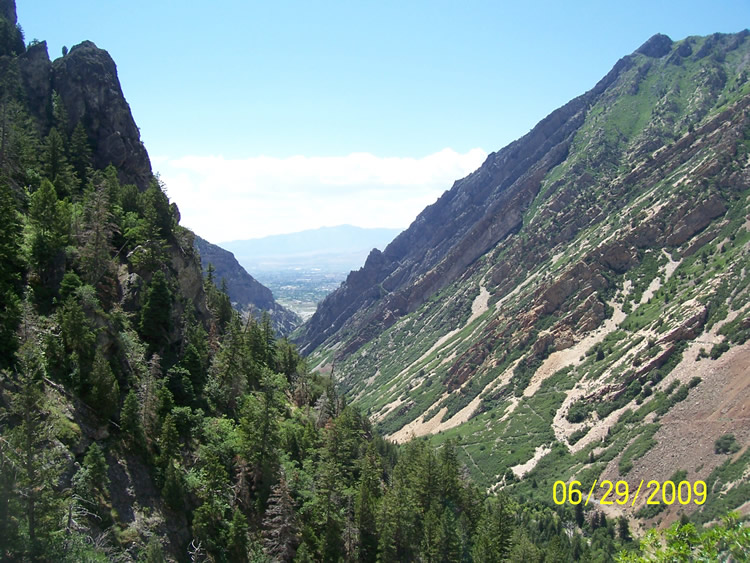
[470,285,491,321]
[389,359,518,443]
[406,284,491,377]
[495,272,540,311]
[370,396,404,424]
[511,444,552,478]
[525,299,627,398]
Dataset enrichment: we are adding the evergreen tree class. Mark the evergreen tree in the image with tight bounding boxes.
[0,181,22,366]
[355,443,381,562]
[89,349,120,420]
[73,442,109,504]
[27,178,70,292]
[5,343,66,557]
[41,127,75,198]
[69,121,92,192]
[157,413,180,469]
[239,369,286,506]
[51,91,68,136]
[140,270,172,355]
[79,182,118,288]
[227,506,249,562]
[262,475,300,562]
[471,494,514,562]
[57,295,96,391]
[161,462,184,511]
[120,389,144,447]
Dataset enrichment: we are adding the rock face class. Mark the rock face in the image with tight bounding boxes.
[51,41,152,189]
[296,43,633,355]
[301,33,750,521]
[18,41,52,123]
[299,31,750,359]
[194,236,301,334]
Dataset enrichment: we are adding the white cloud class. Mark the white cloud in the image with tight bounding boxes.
[156,148,487,243]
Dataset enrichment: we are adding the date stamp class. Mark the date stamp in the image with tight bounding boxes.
[553,479,707,507]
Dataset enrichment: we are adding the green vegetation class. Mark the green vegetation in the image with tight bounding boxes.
[714,433,741,455]
[618,512,750,561]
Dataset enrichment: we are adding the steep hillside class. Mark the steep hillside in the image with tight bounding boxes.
[194,235,301,334]
[304,31,750,526]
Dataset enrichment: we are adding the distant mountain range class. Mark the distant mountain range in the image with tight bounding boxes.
[219,225,403,272]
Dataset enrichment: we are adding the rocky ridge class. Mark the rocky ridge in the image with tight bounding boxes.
[305,31,750,527]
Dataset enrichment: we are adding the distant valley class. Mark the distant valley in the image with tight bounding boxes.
[218,225,402,318]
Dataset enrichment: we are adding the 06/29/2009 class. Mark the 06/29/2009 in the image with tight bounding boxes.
[552,479,706,507]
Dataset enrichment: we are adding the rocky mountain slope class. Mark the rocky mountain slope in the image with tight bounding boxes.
[302,31,750,527]
[194,235,301,334]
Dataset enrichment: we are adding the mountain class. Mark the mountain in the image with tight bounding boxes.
[220,225,402,272]
[193,235,301,333]
[1,0,748,556]
[300,31,750,527]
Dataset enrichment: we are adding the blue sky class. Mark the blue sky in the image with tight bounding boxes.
[18,1,750,242]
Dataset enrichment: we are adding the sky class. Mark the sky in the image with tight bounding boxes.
[17,1,750,243]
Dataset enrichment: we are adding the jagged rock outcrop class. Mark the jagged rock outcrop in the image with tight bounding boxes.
[299,31,750,362]
[51,41,152,189]
[194,235,301,334]
[296,40,637,355]
[18,41,51,122]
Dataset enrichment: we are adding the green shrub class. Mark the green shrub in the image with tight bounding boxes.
[714,433,740,454]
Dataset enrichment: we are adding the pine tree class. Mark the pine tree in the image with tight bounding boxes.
[0,181,22,366]
[73,442,110,509]
[6,342,66,557]
[57,295,96,391]
[89,349,120,420]
[57,295,96,390]
[42,127,75,198]
[28,178,70,291]
[79,183,118,288]
[420,507,441,563]
[227,506,249,561]
[68,122,92,192]
[438,509,461,563]
[471,495,514,562]
[355,443,381,562]
[120,389,144,447]
[157,414,179,469]
[140,270,172,354]
[262,475,300,561]
[239,369,286,505]
[161,462,184,511]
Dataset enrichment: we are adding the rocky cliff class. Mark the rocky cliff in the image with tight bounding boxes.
[51,41,153,190]
[2,14,153,190]
[194,235,301,334]
[296,41,636,355]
